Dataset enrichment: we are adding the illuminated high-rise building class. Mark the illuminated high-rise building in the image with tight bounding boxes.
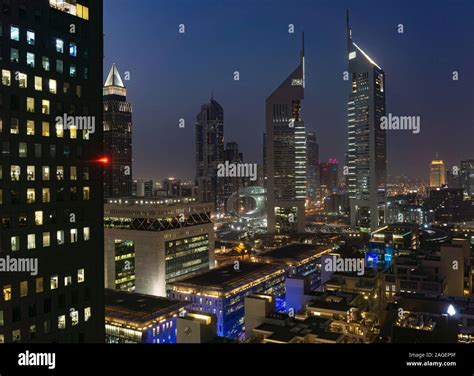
[346,11,387,231]
[306,132,320,203]
[0,0,104,343]
[266,34,306,233]
[430,160,446,188]
[460,160,474,198]
[103,64,133,198]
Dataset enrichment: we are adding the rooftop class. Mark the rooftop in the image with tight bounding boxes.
[168,262,284,293]
[105,289,187,328]
[258,244,331,262]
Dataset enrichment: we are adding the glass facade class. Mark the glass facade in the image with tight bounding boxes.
[165,234,210,283]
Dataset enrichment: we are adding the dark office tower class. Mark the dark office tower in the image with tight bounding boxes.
[223,142,243,212]
[346,11,387,231]
[195,96,225,211]
[266,34,306,233]
[306,132,320,203]
[103,63,132,198]
[461,160,474,198]
[0,0,104,343]
[320,159,339,198]
[144,180,154,198]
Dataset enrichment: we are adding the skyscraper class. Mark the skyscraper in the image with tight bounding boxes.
[346,11,387,231]
[266,34,306,233]
[461,160,474,198]
[195,96,225,211]
[306,132,320,203]
[430,160,446,188]
[0,0,104,343]
[320,159,339,198]
[103,63,133,198]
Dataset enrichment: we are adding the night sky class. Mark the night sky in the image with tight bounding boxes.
[104,0,474,183]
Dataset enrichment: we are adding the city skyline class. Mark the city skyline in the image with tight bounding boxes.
[104,0,474,182]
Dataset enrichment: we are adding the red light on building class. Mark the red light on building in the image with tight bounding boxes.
[96,157,110,165]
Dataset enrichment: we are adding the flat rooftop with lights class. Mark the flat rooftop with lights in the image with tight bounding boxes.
[256,244,332,263]
[167,262,285,294]
[105,289,187,328]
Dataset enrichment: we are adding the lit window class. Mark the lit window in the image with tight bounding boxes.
[43,233,50,247]
[49,79,57,94]
[11,236,20,252]
[42,166,50,181]
[56,166,64,181]
[56,38,64,53]
[70,126,77,139]
[11,166,21,181]
[70,166,77,180]
[42,188,50,203]
[58,315,66,330]
[10,119,19,134]
[26,167,35,183]
[27,121,35,135]
[56,122,64,138]
[27,52,35,68]
[42,56,50,71]
[50,275,59,290]
[83,227,90,241]
[27,234,36,250]
[42,122,50,137]
[64,276,72,287]
[42,100,50,115]
[70,229,78,243]
[26,30,35,45]
[78,269,85,283]
[84,307,91,322]
[69,42,77,57]
[57,230,65,245]
[10,48,19,63]
[83,187,90,200]
[69,64,76,77]
[34,76,43,91]
[10,26,19,41]
[20,281,28,297]
[71,309,79,326]
[27,97,35,112]
[2,70,11,86]
[3,286,12,301]
[35,211,44,225]
[18,73,27,88]
[27,189,36,204]
[36,278,44,293]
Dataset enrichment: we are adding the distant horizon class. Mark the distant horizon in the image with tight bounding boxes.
[104,0,474,183]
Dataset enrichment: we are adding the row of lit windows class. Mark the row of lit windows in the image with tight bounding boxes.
[1,70,82,97]
[0,187,90,205]
[2,49,80,76]
[0,119,89,139]
[7,24,78,56]
[1,165,89,182]
[9,228,90,251]
[49,0,90,21]
[2,271,86,304]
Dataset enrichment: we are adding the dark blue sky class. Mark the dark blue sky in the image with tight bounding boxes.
[104,0,474,182]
